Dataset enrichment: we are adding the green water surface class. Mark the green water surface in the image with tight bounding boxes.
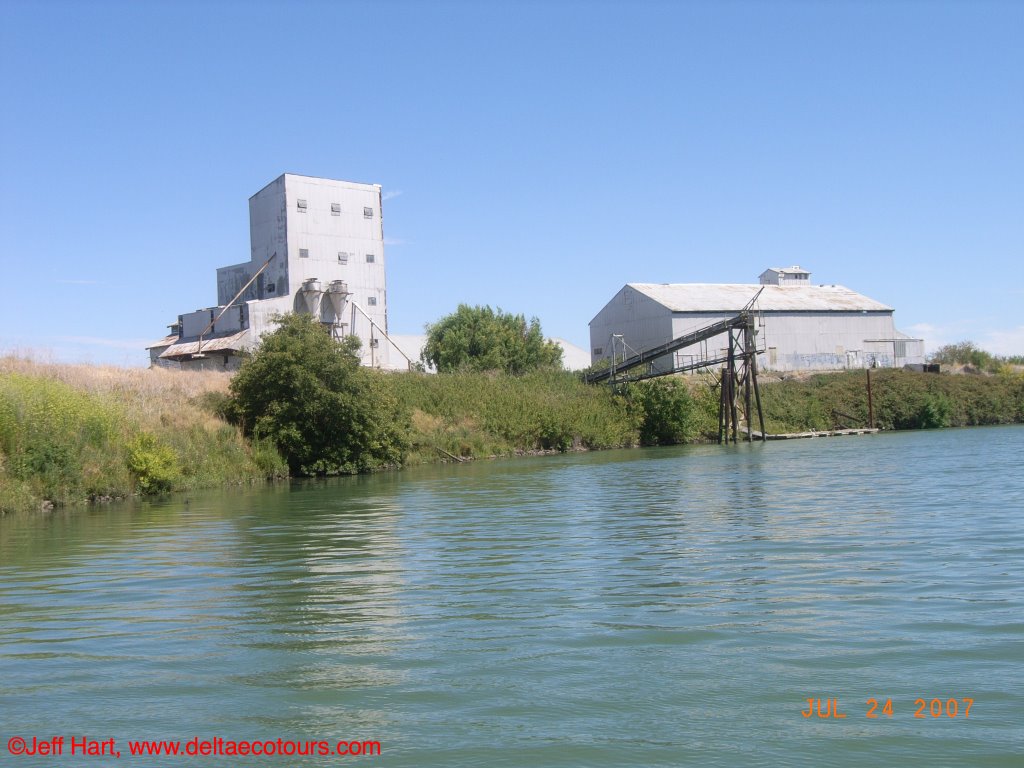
[2,426,1022,766]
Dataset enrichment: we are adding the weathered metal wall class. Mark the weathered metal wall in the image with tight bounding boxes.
[208,174,390,368]
[156,174,392,370]
[276,175,388,368]
[247,175,289,298]
[668,310,923,371]
[178,304,248,339]
[216,262,254,306]
[589,286,674,366]
[177,354,246,372]
[180,308,216,338]
[589,284,926,373]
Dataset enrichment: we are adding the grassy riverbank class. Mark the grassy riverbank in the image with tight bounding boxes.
[0,357,640,513]
[3,355,1022,513]
[378,368,639,461]
[0,356,286,513]
[757,368,1024,433]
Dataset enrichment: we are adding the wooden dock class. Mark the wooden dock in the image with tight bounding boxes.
[740,427,880,441]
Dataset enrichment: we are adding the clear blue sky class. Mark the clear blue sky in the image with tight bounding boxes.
[1,0,1021,366]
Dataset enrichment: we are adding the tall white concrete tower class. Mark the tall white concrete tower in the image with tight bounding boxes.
[150,174,394,370]
[216,174,389,367]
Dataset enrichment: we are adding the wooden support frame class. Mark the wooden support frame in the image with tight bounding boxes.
[717,314,766,444]
[585,302,767,446]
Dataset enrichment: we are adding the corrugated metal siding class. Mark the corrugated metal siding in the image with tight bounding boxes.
[754,312,896,371]
[590,283,924,372]
[589,286,674,364]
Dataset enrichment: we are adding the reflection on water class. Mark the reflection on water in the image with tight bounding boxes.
[1,426,1022,766]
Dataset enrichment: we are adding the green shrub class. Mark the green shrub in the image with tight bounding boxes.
[195,390,237,422]
[628,378,699,445]
[918,393,952,429]
[126,433,180,494]
[227,313,410,475]
[0,373,121,506]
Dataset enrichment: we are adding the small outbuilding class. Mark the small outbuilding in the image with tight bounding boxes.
[589,267,924,373]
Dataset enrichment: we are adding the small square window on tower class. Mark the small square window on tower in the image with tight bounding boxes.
[331,203,341,216]
[365,254,375,263]
[363,207,373,219]
[367,296,377,306]
[299,248,309,258]
[296,199,307,212]
[337,252,349,264]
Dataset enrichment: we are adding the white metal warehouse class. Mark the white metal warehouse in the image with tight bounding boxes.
[589,267,924,373]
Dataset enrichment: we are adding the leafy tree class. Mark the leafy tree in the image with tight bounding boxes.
[422,304,563,374]
[227,313,409,475]
[929,341,998,372]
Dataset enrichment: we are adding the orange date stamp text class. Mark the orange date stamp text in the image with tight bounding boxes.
[801,697,973,719]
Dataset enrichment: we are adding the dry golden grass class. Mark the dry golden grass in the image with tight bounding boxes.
[0,355,231,397]
[0,355,232,424]
[0,355,284,512]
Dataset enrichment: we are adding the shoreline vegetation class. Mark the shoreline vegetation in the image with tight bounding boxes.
[2,353,1022,514]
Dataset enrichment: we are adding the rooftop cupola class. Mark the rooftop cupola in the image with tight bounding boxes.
[759,265,811,286]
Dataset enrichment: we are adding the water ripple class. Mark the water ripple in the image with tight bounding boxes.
[1,426,1022,766]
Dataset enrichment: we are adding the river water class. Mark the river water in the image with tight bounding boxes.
[1,426,1022,767]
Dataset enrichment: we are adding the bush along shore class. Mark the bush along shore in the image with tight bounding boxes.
[2,349,1022,514]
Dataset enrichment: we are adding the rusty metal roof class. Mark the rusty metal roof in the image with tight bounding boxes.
[628,283,893,312]
[158,330,251,359]
[146,334,178,350]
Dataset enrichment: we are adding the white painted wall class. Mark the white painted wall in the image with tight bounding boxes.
[247,175,289,298]
[208,174,390,367]
[589,285,674,363]
[670,310,915,371]
[590,285,926,372]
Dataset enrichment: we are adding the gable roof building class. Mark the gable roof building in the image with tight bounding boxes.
[589,269,923,373]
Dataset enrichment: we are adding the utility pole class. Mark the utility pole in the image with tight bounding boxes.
[866,368,875,429]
